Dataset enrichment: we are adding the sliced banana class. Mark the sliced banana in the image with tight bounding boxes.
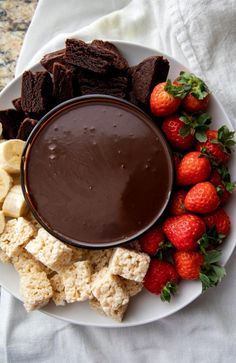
[3,185,28,218]
[0,168,13,202]
[0,211,5,233]
[0,139,25,174]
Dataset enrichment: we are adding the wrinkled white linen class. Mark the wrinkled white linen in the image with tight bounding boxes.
[1,0,236,362]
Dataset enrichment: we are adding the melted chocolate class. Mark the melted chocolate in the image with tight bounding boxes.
[24,97,173,246]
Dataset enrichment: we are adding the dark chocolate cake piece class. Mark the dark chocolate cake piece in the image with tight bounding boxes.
[77,69,128,99]
[130,56,169,107]
[16,117,37,141]
[91,40,128,68]
[12,97,23,112]
[0,109,24,139]
[52,62,75,103]
[21,71,53,114]
[40,49,76,73]
[65,38,128,74]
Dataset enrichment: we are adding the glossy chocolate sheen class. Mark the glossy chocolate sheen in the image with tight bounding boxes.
[23,96,173,247]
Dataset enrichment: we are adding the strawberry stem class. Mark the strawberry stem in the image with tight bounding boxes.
[200,250,226,291]
[160,281,177,302]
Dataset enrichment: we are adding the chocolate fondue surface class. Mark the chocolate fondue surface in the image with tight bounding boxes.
[24,97,173,247]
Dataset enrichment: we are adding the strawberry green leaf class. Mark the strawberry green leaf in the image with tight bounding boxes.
[195,131,207,142]
[225,181,236,192]
[199,273,211,290]
[200,250,226,291]
[160,281,177,302]
[204,250,221,264]
[164,79,190,99]
[177,72,209,100]
[179,124,191,137]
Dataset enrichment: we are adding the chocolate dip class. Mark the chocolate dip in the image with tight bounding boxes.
[22,96,173,247]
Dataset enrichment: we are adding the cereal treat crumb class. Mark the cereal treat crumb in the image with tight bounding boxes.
[50,274,66,306]
[19,271,53,312]
[25,228,72,271]
[91,267,129,319]
[120,278,143,297]
[0,248,11,263]
[0,217,36,258]
[86,248,114,272]
[60,260,92,303]
[12,248,51,276]
[109,247,150,282]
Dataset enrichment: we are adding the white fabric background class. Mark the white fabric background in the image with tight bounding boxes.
[1,0,236,362]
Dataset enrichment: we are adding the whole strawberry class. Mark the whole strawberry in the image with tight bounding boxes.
[196,126,235,165]
[174,251,204,279]
[203,208,231,236]
[183,93,209,113]
[161,115,194,151]
[184,182,220,214]
[144,259,179,301]
[163,214,206,251]
[150,82,181,117]
[174,250,225,290]
[169,190,187,216]
[139,226,165,256]
[176,151,211,186]
[209,166,236,205]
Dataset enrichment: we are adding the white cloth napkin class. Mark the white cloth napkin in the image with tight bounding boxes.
[1,0,236,362]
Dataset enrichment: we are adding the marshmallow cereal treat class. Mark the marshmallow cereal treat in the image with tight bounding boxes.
[59,260,92,303]
[109,247,150,282]
[25,228,72,271]
[91,267,129,320]
[0,217,35,258]
[19,271,53,312]
[50,274,66,306]
[12,248,51,276]
[0,247,11,263]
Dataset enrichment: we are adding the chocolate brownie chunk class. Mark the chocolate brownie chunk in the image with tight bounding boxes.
[40,49,76,73]
[52,62,75,103]
[130,56,169,107]
[16,117,37,141]
[77,69,128,99]
[21,71,53,114]
[0,109,24,139]
[91,40,128,68]
[65,38,128,74]
[12,97,23,112]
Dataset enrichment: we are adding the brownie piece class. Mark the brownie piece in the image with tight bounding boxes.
[21,71,53,114]
[91,40,128,67]
[130,56,169,107]
[52,62,75,103]
[16,117,37,141]
[65,38,128,74]
[40,49,76,73]
[12,97,23,112]
[77,69,128,99]
[0,109,24,139]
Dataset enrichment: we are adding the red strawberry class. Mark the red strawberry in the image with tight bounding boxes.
[139,226,165,256]
[169,190,187,216]
[196,126,235,165]
[184,182,220,214]
[176,151,211,186]
[161,115,194,151]
[175,71,210,113]
[150,82,181,117]
[163,214,206,251]
[203,208,231,236]
[209,167,235,205]
[174,251,204,279]
[182,93,209,113]
[144,259,179,301]
[174,250,225,290]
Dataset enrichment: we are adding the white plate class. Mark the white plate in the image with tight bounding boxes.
[0,41,235,328]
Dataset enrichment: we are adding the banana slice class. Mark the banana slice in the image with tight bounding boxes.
[0,211,5,233]
[3,185,28,218]
[0,168,13,202]
[0,140,25,174]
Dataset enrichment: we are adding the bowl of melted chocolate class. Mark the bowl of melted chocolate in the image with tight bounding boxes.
[21,95,173,248]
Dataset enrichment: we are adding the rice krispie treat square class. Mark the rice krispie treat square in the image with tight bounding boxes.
[0,248,11,264]
[89,297,128,322]
[60,260,92,303]
[19,271,53,312]
[25,228,72,271]
[91,267,129,315]
[120,278,143,297]
[109,247,150,282]
[86,248,114,272]
[0,217,35,258]
[12,248,51,276]
[50,274,66,306]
